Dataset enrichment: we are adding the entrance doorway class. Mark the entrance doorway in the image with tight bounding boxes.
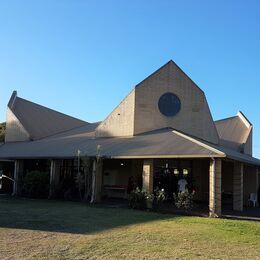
[153,159,193,200]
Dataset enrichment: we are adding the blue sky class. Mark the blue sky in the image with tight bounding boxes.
[0,1,260,157]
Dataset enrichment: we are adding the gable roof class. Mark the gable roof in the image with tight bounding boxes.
[176,129,260,166]
[7,91,88,140]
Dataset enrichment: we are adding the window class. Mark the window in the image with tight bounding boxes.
[158,92,181,117]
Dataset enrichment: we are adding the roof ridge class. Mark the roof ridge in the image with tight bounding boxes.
[134,127,174,136]
[172,129,225,156]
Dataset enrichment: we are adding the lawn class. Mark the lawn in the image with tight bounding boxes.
[0,197,260,259]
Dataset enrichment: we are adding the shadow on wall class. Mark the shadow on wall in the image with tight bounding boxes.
[0,197,178,235]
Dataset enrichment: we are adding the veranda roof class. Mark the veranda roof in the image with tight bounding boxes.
[0,125,259,166]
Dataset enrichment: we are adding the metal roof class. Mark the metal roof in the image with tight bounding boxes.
[0,127,259,166]
[1,91,259,166]
[9,95,88,140]
[0,128,222,159]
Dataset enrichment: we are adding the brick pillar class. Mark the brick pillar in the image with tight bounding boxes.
[142,159,154,193]
[12,160,24,196]
[233,162,243,211]
[209,158,222,217]
[49,160,61,199]
[91,158,103,203]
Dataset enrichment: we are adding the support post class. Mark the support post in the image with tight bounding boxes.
[49,160,61,199]
[12,160,24,196]
[233,162,244,211]
[209,158,222,217]
[256,167,259,207]
[91,158,103,203]
[142,159,154,193]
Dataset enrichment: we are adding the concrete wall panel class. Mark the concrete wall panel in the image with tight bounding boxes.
[95,90,135,137]
[134,61,219,144]
[5,107,30,142]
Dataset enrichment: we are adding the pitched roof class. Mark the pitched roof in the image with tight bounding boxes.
[0,127,259,166]
[8,92,88,140]
[0,128,223,159]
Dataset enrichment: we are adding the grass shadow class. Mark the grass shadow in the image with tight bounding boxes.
[0,197,179,235]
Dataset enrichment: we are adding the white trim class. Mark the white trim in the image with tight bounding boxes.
[172,130,225,156]
[237,111,251,129]
[110,154,226,159]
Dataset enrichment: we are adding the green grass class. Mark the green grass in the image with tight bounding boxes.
[0,197,260,259]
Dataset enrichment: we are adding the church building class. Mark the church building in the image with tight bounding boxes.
[0,60,259,217]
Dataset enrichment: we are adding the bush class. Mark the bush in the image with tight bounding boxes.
[129,187,167,210]
[22,171,50,198]
[145,192,154,209]
[129,187,151,210]
[153,188,166,209]
[173,190,195,211]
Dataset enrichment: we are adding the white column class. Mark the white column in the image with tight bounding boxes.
[209,158,222,217]
[142,159,154,193]
[233,162,244,211]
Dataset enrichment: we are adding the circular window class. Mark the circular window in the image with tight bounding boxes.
[158,92,181,117]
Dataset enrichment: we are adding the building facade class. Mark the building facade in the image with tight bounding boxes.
[0,60,259,217]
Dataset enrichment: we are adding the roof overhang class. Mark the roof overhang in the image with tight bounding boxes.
[0,128,259,166]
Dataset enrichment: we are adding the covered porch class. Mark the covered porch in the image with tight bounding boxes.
[92,157,259,217]
[1,155,259,217]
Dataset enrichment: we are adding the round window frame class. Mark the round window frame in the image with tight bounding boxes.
[158,92,181,117]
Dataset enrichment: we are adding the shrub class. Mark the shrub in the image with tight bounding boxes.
[173,190,195,211]
[22,171,50,198]
[129,187,149,210]
[154,188,166,209]
[145,192,154,209]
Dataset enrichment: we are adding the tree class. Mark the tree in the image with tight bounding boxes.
[0,122,6,142]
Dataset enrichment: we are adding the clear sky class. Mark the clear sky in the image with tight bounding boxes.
[0,1,260,157]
